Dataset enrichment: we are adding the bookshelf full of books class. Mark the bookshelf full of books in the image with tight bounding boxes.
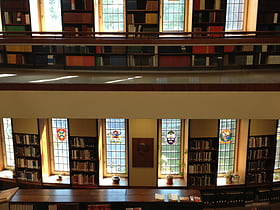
[126,0,159,38]
[64,45,96,68]
[13,133,42,183]
[246,135,277,185]
[192,0,226,38]
[32,45,65,68]
[61,0,94,37]
[158,46,192,69]
[69,136,98,187]
[0,0,31,37]
[257,1,280,32]
[188,137,218,188]
[95,46,127,68]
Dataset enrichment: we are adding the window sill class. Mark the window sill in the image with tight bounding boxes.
[42,175,70,185]
[0,170,14,179]
[158,178,186,187]
[99,177,128,187]
[217,177,244,186]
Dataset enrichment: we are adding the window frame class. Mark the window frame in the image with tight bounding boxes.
[29,0,62,35]
[0,118,15,170]
[49,118,70,175]
[102,118,128,177]
[159,0,192,34]
[217,119,239,176]
[95,0,126,33]
[158,119,185,179]
[274,120,280,180]
[225,0,258,34]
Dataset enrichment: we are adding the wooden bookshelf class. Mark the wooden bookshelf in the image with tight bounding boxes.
[64,45,96,68]
[188,119,219,189]
[69,136,98,187]
[61,0,94,37]
[126,0,159,38]
[158,46,191,69]
[95,46,127,68]
[13,133,42,183]
[32,45,64,68]
[0,0,31,37]
[257,1,280,32]
[192,0,226,38]
[246,120,278,186]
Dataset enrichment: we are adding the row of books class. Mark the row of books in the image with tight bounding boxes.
[16,170,40,182]
[247,172,268,184]
[72,149,94,160]
[64,46,95,54]
[71,174,95,185]
[247,160,269,172]
[189,151,213,162]
[16,158,39,169]
[16,146,40,157]
[33,46,63,53]
[7,54,32,65]
[215,191,244,207]
[71,137,96,147]
[88,204,111,210]
[14,134,39,145]
[249,136,270,148]
[189,139,215,150]
[248,149,269,160]
[62,0,93,11]
[127,13,158,24]
[189,163,212,174]
[189,175,213,187]
[65,55,95,66]
[3,12,30,25]
[193,11,224,24]
[193,0,222,10]
[72,161,95,172]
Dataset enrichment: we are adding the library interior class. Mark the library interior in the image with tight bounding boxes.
[0,0,280,210]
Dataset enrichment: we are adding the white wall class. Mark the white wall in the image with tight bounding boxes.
[0,91,279,119]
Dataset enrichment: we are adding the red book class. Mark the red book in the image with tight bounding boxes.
[159,56,190,67]
[192,46,207,54]
[207,46,215,54]
[208,26,224,37]
[194,0,200,10]
[224,46,234,52]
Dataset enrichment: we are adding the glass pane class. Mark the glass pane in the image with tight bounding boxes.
[160,119,182,175]
[102,0,124,32]
[218,119,237,173]
[2,118,15,168]
[225,0,245,31]
[162,0,185,32]
[52,118,69,172]
[105,119,127,174]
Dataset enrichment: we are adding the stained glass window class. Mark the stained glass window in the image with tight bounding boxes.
[218,119,237,173]
[51,118,69,172]
[160,119,182,175]
[105,119,127,175]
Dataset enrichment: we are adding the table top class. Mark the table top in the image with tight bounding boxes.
[10,188,201,204]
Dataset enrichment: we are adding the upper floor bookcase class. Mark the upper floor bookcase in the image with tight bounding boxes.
[61,0,95,37]
[1,0,31,36]
[192,0,226,37]
[257,0,280,32]
[126,0,159,38]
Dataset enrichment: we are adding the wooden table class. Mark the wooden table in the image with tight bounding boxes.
[10,188,202,210]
